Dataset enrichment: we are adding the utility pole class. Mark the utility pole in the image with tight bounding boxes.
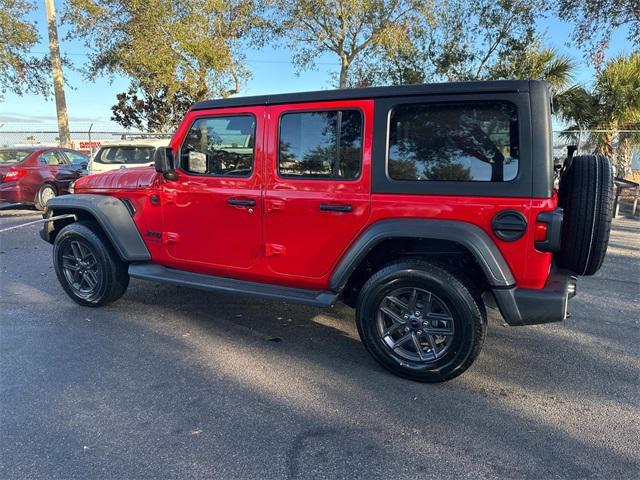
[44,0,71,147]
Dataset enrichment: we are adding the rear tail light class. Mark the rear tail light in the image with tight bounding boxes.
[0,168,27,183]
[534,223,548,242]
[535,209,563,252]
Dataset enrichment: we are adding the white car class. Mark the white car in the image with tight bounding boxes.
[89,138,170,175]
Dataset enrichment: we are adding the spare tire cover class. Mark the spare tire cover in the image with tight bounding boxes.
[557,155,613,275]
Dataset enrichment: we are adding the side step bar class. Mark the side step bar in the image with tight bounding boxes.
[128,263,338,307]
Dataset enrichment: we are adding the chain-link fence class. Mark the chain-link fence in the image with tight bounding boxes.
[0,129,173,158]
[1,127,637,173]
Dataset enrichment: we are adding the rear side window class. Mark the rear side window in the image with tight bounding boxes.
[180,115,255,177]
[388,102,519,182]
[278,110,362,179]
[95,147,155,165]
[0,150,31,164]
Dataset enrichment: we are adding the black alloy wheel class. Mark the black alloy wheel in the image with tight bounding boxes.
[53,222,130,307]
[356,260,486,382]
[60,238,102,300]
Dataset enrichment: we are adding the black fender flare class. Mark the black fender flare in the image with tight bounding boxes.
[329,219,515,290]
[43,194,151,262]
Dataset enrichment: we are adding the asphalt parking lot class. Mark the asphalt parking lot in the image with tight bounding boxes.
[0,207,638,479]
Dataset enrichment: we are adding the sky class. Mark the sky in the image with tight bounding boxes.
[0,1,635,131]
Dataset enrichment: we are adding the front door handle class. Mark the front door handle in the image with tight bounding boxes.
[319,203,353,213]
[228,198,256,207]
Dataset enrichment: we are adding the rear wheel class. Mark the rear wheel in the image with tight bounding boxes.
[53,222,129,307]
[356,260,486,382]
[35,184,56,211]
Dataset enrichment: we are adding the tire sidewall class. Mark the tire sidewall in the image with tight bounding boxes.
[356,264,482,381]
[53,224,114,306]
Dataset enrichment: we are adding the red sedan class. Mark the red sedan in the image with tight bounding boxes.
[0,147,88,210]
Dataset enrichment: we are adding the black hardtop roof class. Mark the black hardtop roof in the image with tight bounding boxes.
[192,79,540,111]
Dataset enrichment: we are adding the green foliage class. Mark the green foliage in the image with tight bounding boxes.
[110,84,194,132]
[556,0,639,65]
[65,0,268,130]
[348,0,568,87]
[489,47,576,89]
[0,0,51,99]
[557,53,640,177]
[272,0,432,88]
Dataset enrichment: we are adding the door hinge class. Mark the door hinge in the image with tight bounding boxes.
[265,243,285,257]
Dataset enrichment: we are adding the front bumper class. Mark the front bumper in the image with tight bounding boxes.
[492,269,577,326]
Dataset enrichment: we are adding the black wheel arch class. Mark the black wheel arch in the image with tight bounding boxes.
[331,219,516,296]
[41,194,151,262]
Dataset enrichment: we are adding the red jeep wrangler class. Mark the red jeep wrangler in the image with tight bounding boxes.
[41,81,613,382]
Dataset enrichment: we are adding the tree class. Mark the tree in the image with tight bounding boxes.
[0,0,51,99]
[273,0,432,88]
[45,0,71,147]
[111,84,193,132]
[348,0,558,87]
[65,0,267,130]
[558,53,640,177]
[488,47,575,90]
[556,0,640,66]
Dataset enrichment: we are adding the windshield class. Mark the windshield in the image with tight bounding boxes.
[94,146,155,165]
[0,150,32,165]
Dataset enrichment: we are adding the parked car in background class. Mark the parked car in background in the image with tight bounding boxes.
[0,147,88,210]
[89,138,170,175]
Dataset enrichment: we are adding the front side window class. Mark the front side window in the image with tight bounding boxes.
[64,150,89,165]
[388,102,519,182]
[180,115,255,176]
[278,110,362,179]
[39,152,64,165]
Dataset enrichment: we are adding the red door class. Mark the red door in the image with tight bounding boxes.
[264,100,373,279]
[161,107,265,273]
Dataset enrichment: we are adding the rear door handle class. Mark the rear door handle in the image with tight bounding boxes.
[319,203,353,212]
[228,198,256,207]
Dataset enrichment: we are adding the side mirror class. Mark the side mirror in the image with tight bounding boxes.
[154,147,179,181]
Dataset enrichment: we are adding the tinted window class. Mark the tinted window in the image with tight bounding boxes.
[181,115,255,176]
[388,102,519,182]
[64,150,89,165]
[39,151,65,165]
[95,147,155,165]
[0,150,31,164]
[279,110,362,179]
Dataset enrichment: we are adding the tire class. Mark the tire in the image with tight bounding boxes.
[35,184,57,211]
[53,222,129,307]
[557,155,613,276]
[356,260,486,382]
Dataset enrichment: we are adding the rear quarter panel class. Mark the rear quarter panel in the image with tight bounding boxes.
[369,193,557,289]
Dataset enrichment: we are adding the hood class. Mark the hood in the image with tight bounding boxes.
[75,166,158,191]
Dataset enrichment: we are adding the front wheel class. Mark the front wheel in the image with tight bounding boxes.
[53,222,129,307]
[356,260,486,382]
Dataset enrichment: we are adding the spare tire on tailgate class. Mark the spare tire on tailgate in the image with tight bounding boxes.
[557,155,613,275]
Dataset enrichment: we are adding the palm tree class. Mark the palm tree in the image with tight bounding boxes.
[557,53,640,178]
